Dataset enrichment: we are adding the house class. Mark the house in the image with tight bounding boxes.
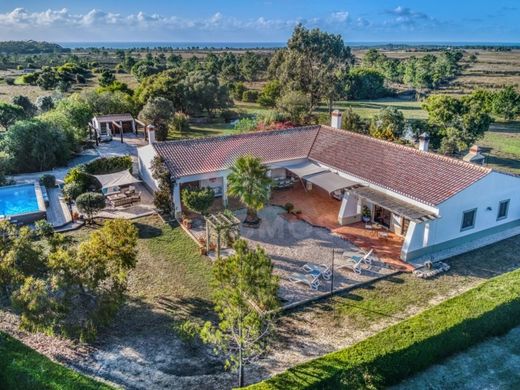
[137,112,520,263]
[90,114,145,143]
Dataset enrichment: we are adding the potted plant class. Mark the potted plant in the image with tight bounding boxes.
[183,217,193,229]
[362,206,371,223]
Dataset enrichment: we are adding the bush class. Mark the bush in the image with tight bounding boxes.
[39,174,56,188]
[234,117,258,133]
[64,166,101,196]
[76,192,106,222]
[4,77,15,86]
[181,187,215,216]
[284,202,294,213]
[170,112,190,133]
[258,80,282,107]
[84,156,133,175]
[242,89,259,103]
[247,267,520,390]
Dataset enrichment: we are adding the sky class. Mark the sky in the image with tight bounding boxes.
[0,1,519,43]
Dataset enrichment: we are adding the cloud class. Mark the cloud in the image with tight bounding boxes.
[330,11,349,23]
[383,6,438,29]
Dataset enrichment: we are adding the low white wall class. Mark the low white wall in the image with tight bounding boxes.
[137,145,159,192]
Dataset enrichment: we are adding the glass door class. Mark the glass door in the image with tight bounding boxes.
[374,205,392,228]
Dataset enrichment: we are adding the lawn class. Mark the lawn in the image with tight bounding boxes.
[0,331,111,390]
[249,265,520,389]
[480,121,520,174]
[67,215,214,311]
[322,98,428,120]
[168,122,238,140]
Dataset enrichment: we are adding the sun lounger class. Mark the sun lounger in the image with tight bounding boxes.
[302,264,332,280]
[349,249,374,266]
[337,257,363,274]
[289,272,320,290]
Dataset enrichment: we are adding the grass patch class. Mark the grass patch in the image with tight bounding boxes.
[480,121,520,174]
[168,122,238,140]
[317,98,428,120]
[66,215,214,318]
[0,331,111,390]
[247,266,520,389]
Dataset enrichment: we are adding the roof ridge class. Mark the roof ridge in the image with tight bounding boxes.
[319,125,492,174]
[155,125,321,147]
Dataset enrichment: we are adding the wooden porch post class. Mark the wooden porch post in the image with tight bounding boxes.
[119,121,124,143]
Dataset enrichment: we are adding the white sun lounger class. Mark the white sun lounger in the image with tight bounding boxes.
[302,264,332,280]
[351,249,374,266]
[289,272,321,290]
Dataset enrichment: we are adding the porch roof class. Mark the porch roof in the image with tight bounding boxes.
[284,160,328,178]
[350,186,438,223]
[306,171,360,194]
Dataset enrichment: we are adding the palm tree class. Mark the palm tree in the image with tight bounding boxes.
[227,155,273,225]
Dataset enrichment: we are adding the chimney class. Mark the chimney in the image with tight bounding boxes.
[463,144,486,165]
[147,124,156,145]
[418,132,430,152]
[331,110,342,129]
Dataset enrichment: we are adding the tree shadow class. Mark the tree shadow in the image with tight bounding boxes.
[134,222,163,239]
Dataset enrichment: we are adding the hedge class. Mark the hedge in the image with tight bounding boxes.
[0,331,111,389]
[84,156,133,175]
[246,268,520,389]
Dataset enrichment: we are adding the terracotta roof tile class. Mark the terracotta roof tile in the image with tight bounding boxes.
[309,126,491,205]
[153,126,320,178]
[153,125,492,206]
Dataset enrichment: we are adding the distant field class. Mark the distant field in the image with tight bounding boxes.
[480,121,520,174]
[327,98,428,120]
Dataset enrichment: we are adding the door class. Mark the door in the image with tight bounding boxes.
[374,205,392,228]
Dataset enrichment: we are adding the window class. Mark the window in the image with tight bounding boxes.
[461,209,477,231]
[497,200,510,220]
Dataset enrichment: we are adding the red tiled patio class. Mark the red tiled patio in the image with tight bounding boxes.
[271,182,413,272]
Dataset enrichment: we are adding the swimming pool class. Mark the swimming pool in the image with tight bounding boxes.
[0,183,46,221]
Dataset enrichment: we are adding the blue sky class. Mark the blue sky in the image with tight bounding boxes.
[0,1,519,43]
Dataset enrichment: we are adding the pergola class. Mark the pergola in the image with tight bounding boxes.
[205,212,241,258]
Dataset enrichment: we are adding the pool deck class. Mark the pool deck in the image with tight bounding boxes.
[46,188,72,228]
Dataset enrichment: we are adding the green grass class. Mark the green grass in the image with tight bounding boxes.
[66,215,214,310]
[0,331,111,390]
[248,266,520,389]
[130,215,214,306]
[321,98,428,120]
[168,122,238,140]
[480,121,520,174]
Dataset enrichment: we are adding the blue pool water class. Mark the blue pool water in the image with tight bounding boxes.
[0,184,39,217]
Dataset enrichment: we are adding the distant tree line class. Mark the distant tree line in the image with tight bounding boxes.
[0,40,68,55]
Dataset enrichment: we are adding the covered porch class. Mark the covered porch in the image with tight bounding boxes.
[270,179,414,271]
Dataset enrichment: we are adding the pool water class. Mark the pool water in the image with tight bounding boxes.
[0,184,39,217]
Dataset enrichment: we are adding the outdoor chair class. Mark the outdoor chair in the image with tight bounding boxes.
[349,249,374,266]
[302,264,332,280]
[337,257,363,274]
[289,272,321,290]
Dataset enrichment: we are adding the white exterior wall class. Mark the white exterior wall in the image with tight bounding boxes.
[137,145,159,191]
[431,172,520,245]
[403,171,520,260]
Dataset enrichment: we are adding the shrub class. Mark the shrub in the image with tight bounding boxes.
[181,187,215,216]
[76,192,106,223]
[62,182,84,201]
[170,112,190,133]
[4,77,15,85]
[248,267,520,389]
[242,89,259,103]
[39,174,56,188]
[64,166,101,196]
[84,156,133,175]
[258,80,282,107]
[284,202,294,213]
[234,117,258,133]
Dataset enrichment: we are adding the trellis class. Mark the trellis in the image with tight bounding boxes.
[205,212,241,258]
